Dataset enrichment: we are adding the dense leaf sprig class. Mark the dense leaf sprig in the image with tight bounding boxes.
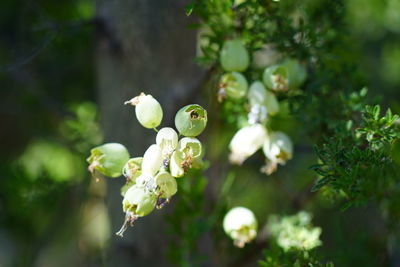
[311,105,400,208]
[259,245,334,267]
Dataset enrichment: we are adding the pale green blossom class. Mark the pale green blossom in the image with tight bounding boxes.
[267,211,322,252]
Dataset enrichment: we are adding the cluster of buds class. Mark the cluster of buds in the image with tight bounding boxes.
[218,39,306,174]
[267,211,322,252]
[87,93,207,236]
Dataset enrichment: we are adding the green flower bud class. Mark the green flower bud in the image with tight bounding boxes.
[154,171,177,199]
[87,143,130,178]
[263,65,289,92]
[170,151,185,178]
[263,59,306,91]
[156,127,178,156]
[141,144,163,176]
[122,185,157,216]
[175,104,207,137]
[248,81,279,116]
[220,39,250,72]
[219,72,248,100]
[125,93,163,129]
[178,137,202,159]
[251,44,280,69]
[265,90,280,116]
[223,207,258,248]
[248,81,267,106]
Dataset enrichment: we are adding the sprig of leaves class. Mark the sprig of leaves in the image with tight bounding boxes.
[311,104,400,209]
[356,105,399,150]
[259,245,334,267]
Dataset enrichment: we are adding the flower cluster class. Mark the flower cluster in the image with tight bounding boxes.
[223,206,258,248]
[218,39,306,174]
[87,93,207,236]
[267,211,322,252]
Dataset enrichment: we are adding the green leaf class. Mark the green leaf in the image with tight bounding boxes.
[373,105,380,120]
[341,201,353,211]
[365,105,373,114]
[185,3,194,16]
[312,175,334,192]
[360,87,368,97]
[346,120,353,131]
[390,114,399,125]
[309,164,325,170]
[386,108,393,121]
[187,23,202,29]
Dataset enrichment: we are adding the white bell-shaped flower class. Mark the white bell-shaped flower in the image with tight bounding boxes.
[156,127,178,157]
[141,144,163,176]
[223,207,258,248]
[122,185,157,216]
[229,124,267,165]
[117,184,157,237]
[262,131,293,174]
[263,131,293,164]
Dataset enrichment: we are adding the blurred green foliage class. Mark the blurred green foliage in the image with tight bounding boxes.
[166,168,211,266]
[18,140,84,182]
[0,0,97,265]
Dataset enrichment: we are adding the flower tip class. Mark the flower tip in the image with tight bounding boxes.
[124,92,147,106]
[229,153,245,165]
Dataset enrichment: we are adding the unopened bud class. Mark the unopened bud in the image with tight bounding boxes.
[219,72,248,99]
[125,93,163,129]
[220,39,250,72]
[155,171,177,199]
[87,143,130,178]
[142,144,163,176]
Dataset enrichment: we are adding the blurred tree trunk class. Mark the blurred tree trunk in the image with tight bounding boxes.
[95,1,204,266]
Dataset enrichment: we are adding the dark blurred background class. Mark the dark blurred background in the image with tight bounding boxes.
[0,0,399,266]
